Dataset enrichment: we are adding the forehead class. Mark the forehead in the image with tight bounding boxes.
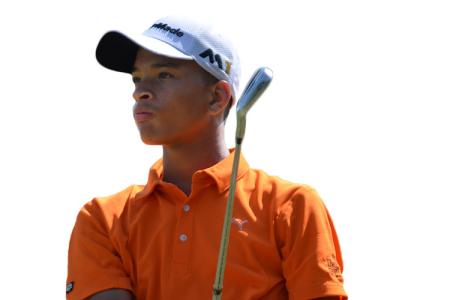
[133,47,194,71]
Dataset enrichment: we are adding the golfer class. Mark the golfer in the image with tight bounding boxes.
[66,15,348,300]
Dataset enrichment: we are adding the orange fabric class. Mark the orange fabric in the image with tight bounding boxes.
[67,150,347,300]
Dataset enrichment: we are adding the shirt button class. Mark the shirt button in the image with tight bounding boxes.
[183,204,190,212]
[179,234,188,242]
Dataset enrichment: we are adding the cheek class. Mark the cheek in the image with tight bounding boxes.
[166,86,210,114]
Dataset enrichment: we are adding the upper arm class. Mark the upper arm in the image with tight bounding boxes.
[67,200,133,299]
[277,187,347,299]
[87,288,134,300]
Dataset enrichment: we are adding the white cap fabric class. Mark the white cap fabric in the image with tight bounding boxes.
[96,15,241,102]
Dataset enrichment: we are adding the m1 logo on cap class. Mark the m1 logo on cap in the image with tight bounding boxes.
[199,49,232,75]
[151,23,184,37]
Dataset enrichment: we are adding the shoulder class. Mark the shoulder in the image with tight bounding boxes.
[77,185,144,229]
[246,168,328,220]
[247,167,320,203]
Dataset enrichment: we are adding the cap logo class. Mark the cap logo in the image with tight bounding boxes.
[199,49,232,75]
[150,23,184,37]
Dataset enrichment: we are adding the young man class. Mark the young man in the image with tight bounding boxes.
[67,15,347,300]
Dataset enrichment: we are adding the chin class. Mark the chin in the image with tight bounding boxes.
[140,136,162,145]
[137,128,163,145]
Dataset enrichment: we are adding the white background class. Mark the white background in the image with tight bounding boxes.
[0,0,449,299]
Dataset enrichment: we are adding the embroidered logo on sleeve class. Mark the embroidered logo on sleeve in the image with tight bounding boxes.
[66,282,74,294]
[321,255,344,283]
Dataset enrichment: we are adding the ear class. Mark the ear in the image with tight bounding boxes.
[208,80,232,116]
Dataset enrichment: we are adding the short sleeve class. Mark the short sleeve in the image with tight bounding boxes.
[66,199,133,300]
[276,186,347,299]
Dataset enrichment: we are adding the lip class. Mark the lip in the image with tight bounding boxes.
[134,111,155,122]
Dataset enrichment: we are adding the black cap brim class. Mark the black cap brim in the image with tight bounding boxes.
[96,31,139,74]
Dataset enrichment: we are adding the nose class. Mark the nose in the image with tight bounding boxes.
[133,85,155,102]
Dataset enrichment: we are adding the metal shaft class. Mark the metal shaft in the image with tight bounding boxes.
[212,142,242,299]
[212,67,273,299]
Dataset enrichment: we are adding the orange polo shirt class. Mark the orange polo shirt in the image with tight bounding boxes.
[67,150,347,300]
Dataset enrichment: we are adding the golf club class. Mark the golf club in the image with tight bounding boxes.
[212,67,273,299]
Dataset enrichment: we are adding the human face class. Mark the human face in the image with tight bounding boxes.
[131,48,215,146]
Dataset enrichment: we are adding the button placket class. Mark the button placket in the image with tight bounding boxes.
[179,234,188,241]
[172,201,194,267]
[178,205,190,243]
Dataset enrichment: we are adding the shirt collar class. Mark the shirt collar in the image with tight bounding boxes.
[135,148,249,199]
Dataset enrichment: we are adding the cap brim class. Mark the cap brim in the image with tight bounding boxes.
[96,31,193,73]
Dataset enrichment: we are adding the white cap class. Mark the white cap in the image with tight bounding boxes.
[96,15,241,102]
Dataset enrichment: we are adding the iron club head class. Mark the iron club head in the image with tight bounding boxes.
[236,67,273,117]
[235,67,273,141]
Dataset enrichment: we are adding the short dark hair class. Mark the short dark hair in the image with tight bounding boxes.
[201,71,232,121]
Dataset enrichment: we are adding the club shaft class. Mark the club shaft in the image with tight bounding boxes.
[212,67,272,299]
[212,141,242,300]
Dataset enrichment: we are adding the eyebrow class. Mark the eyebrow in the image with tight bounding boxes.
[132,62,181,73]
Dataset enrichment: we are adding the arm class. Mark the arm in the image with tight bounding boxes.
[67,195,134,300]
[87,288,134,300]
[277,186,347,299]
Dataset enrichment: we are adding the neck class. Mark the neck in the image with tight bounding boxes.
[162,126,229,196]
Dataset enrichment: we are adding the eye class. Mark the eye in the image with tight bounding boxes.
[159,72,173,79]
[132,76,141,84]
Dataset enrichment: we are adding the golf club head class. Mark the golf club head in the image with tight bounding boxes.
[236,67,273,118]
[235,67,273,141]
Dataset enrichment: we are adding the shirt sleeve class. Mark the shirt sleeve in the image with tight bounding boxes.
[276,186,347,300]
[66,199,133,300]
